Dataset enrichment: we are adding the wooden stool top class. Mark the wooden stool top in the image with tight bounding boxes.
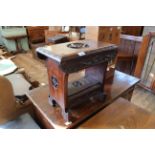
[36,40,117,63]
[36,40,117,73]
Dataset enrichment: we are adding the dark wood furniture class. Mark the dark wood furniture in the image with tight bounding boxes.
[36,40,117,123]
[26,71,140,129]
[26,26,49,46]
[79,97,155,129]
[45,30,69,45]
[26,26,49,57]
[116,34,143,75]
[121,26,144,36]
[45,30,61,44]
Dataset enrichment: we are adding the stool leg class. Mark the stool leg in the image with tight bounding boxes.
[61,109,72,125]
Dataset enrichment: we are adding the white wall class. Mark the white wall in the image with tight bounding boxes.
[143,26,155,35]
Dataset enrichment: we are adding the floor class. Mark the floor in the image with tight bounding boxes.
[13,52,48,85]
[132,86,155,113]
[12,51,155,113]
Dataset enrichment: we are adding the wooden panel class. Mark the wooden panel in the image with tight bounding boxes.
[119,34,142,56]
[98,26,121,45]
[47,58,68,111]
[26,26,49,44]
[122,26,144,36]
[116,34,143,74]
[134,34,151,78]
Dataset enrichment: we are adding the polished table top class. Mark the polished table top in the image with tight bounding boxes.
[79,97,155,129]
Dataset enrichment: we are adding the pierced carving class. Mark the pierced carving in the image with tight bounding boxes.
[51,76,58,88]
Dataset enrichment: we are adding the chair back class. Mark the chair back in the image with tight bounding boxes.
[0,76,17,123]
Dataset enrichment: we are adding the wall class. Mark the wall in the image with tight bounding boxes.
[49,26,62,31]
[0,27,4,45]
[143,26,155,35]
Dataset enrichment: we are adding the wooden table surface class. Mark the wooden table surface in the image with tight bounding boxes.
[79,97,155,129]
[27,71,140,129]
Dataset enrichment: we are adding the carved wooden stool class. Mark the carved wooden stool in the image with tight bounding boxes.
[36,40,117,123]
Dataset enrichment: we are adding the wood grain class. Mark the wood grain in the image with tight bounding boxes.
[38,40,118,121]
[79,97,155,129]
[85,26,121,45]
[121,26,144,36]
[116,34,143,74]
[27,71,140,129]
[134,34,151,77]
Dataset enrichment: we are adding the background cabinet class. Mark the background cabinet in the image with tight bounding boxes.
[121,26,144,36]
